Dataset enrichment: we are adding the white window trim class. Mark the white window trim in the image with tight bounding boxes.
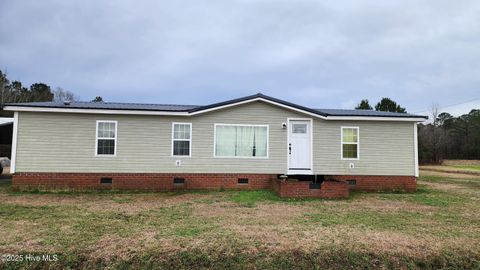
[213,123,269,159]
[95,120,118,157]
[341,126,360,160]
[171,122,192,157]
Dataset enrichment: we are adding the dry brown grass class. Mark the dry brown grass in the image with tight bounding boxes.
[421,165,480,175]
[443,159,480,166]
[420,169,480,179]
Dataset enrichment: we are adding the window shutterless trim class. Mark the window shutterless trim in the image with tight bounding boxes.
[171,122,192,157]
[341,126,359,160]
[95,120,117,157]
[213,123,269,159]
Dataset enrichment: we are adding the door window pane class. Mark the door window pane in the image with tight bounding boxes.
[292,124,307,134]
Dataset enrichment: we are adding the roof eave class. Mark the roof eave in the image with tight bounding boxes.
[3,94,428,122]
[325,115,428,122]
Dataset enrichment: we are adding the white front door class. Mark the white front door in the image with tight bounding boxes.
[288,120,312,173]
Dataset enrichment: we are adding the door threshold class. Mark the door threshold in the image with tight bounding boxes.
[287,169,313,175]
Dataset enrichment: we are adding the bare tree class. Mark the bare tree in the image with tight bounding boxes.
[0,69,8,107]
[53,87,77,102]
[430,103,443,163]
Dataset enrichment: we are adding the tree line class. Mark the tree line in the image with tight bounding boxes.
[0,70,103,116]
[354,98,479,163]
[419,108,480,163]
[355,98,406,112]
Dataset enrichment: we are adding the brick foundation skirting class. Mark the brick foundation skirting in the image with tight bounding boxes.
[332,175,416,192]
[12,173,276,191]
[273,179,349,198]
[12,173,417,197]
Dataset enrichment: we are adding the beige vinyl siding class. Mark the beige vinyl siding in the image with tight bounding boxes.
[15,101,416,176]
[15,102,303,173]
[313,121,415,176]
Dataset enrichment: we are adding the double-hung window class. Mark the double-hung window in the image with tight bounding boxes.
[214,124,268,158]
[96,121,117,156]
[341,127,359,159]
[172,123,192,156]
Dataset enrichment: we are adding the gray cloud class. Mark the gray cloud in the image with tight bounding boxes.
[1,0,479,115]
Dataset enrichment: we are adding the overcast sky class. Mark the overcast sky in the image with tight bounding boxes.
[1,0,479,116]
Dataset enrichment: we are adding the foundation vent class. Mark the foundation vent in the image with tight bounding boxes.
[100,177,113,184]
[238,178,249,184]
[173,177,185,184]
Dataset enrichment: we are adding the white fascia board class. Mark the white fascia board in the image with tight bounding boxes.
[325,116,427,122]
[185,98,427,122]
[3,106,189,116]
[188,97,329,119]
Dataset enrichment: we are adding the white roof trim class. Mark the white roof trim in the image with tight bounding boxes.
[189,97,329,119]
[326,116,426,122]
[3,99,427,122]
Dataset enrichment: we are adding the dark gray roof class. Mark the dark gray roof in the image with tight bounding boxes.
[315,108,423,118]
[5,101,200,112]
[4,93,428,119]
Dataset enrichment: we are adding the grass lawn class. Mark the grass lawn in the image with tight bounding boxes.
[421,165,480,175]
[0,172,479,269]
[450,165,480,171]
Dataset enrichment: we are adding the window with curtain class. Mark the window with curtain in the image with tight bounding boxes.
[341,127,359,159]
[96,121,117,156]
[172,123,192,156]
[215,125,268,158]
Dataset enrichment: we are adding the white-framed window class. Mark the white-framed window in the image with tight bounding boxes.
[214,124,269,158]
[172,122,192,157]
[341,127,359,160]
[96,120,117,156]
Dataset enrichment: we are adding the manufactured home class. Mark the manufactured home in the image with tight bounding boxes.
[3,94,427,198]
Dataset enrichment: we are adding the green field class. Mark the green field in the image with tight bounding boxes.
[0,172,479,269]
[450,165,480,171]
